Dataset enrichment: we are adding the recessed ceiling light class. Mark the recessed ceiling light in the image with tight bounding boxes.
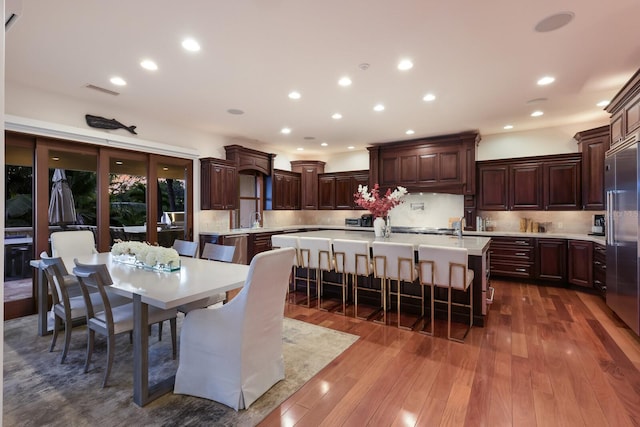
[110,76,126,86]
[537,76,555,86]
[358,63,370,71]
[531,111,544,117]
[423,93,436,102]
[281,127,291,134]
[52,157,60,161]
[227,108,244,115]
[397,59,413,71]
[373,104,385,112]
[320,142,328,147]
[115,161,123,165]
[527,97,548,104]
[406,129,415,135]
[304,136,315,140]
[503,125,514,130]
[332,113,342,120]
[534,12,575,33]
[140,59,158,71]
[338,76,352,87]
[181,38,201,52]
[288,91,301,100]
[596,100,610,107]
[347,146,355,150]
[296,147,304,151]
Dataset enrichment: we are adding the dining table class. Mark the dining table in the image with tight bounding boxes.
[31,252,250,406]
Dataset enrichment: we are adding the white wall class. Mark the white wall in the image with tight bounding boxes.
[478,119,607,161]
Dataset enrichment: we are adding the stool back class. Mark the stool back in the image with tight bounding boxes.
[298,237,333,271]
[372,241,415,281]
[332,239,371,276]
[418,245,471,290]
[271,235,301,266]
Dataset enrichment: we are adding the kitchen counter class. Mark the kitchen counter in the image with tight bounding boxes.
[201,225,605,245]
[283,229,491,257]
[465,230,605,245]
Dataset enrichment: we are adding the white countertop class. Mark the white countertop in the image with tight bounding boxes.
[201,225,606,245]
[283,229,492,256]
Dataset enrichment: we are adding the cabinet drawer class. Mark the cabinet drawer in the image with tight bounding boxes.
[490,261,534,279]
[489,246,533,261]
[490,237,534,247]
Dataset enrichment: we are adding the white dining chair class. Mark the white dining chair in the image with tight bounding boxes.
[418,244,474,342]
[72,260,178,388]
[176,243,237,314]
[50,230,98,258]
[174,247,295,410]
[172,239,198,258]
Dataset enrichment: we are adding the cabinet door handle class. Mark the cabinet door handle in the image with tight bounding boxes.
[515,240,528,244]
[602,265,607,270]
[594,261,601,265]
[515,268,527,272]
[515,252,527,256]
[594,280,602,285]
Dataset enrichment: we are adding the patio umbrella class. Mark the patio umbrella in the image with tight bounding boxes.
[48,168,77,226]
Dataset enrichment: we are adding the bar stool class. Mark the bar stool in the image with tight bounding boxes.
[372,241,418,327]
[271,235,301,300]
[418,244,474,342]
[332,239,373,318]
[298,237,334,309]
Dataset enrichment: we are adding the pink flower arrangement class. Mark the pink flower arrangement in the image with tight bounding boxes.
[354,183,408,218]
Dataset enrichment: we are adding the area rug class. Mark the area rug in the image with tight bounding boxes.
[3,315,358,426]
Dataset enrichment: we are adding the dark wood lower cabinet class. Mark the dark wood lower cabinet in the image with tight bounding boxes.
[536,238,567,282]
[489,236,602,292]
[568,240,593,287]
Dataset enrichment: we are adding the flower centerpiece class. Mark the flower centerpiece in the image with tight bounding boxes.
[354,184,408,237]
[111,241,181,272]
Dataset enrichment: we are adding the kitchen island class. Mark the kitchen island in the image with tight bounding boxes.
[284,229,492,327]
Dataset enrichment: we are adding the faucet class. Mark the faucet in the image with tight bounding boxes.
[252,211,261,229]
[454,216,464,238]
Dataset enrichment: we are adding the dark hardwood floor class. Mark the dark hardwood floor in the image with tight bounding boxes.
[260,279,640,426]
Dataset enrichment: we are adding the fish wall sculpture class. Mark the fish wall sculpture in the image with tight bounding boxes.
[85,114,137,135]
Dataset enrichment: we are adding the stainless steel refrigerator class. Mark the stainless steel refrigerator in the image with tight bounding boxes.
[605,133,639,335]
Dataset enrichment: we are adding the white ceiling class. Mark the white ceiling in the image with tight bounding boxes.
[5,0,640,155]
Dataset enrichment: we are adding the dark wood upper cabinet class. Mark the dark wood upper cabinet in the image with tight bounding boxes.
[200,158,237,210]
[509,162,543,210]
[606,68,640,148]
[318,175,336,210]
[271,169,300,210]
[477,164,508,210]
[369,131,479,194]
[478,153,581,211]
[318,170,369,210]
[574,125,610,210]
[224,145,275,175]
[291,160,325,210]
[543,155,581,210]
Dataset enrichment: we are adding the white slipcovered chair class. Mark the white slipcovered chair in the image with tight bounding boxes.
[174,247,296,410]
[50,230,98,257]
